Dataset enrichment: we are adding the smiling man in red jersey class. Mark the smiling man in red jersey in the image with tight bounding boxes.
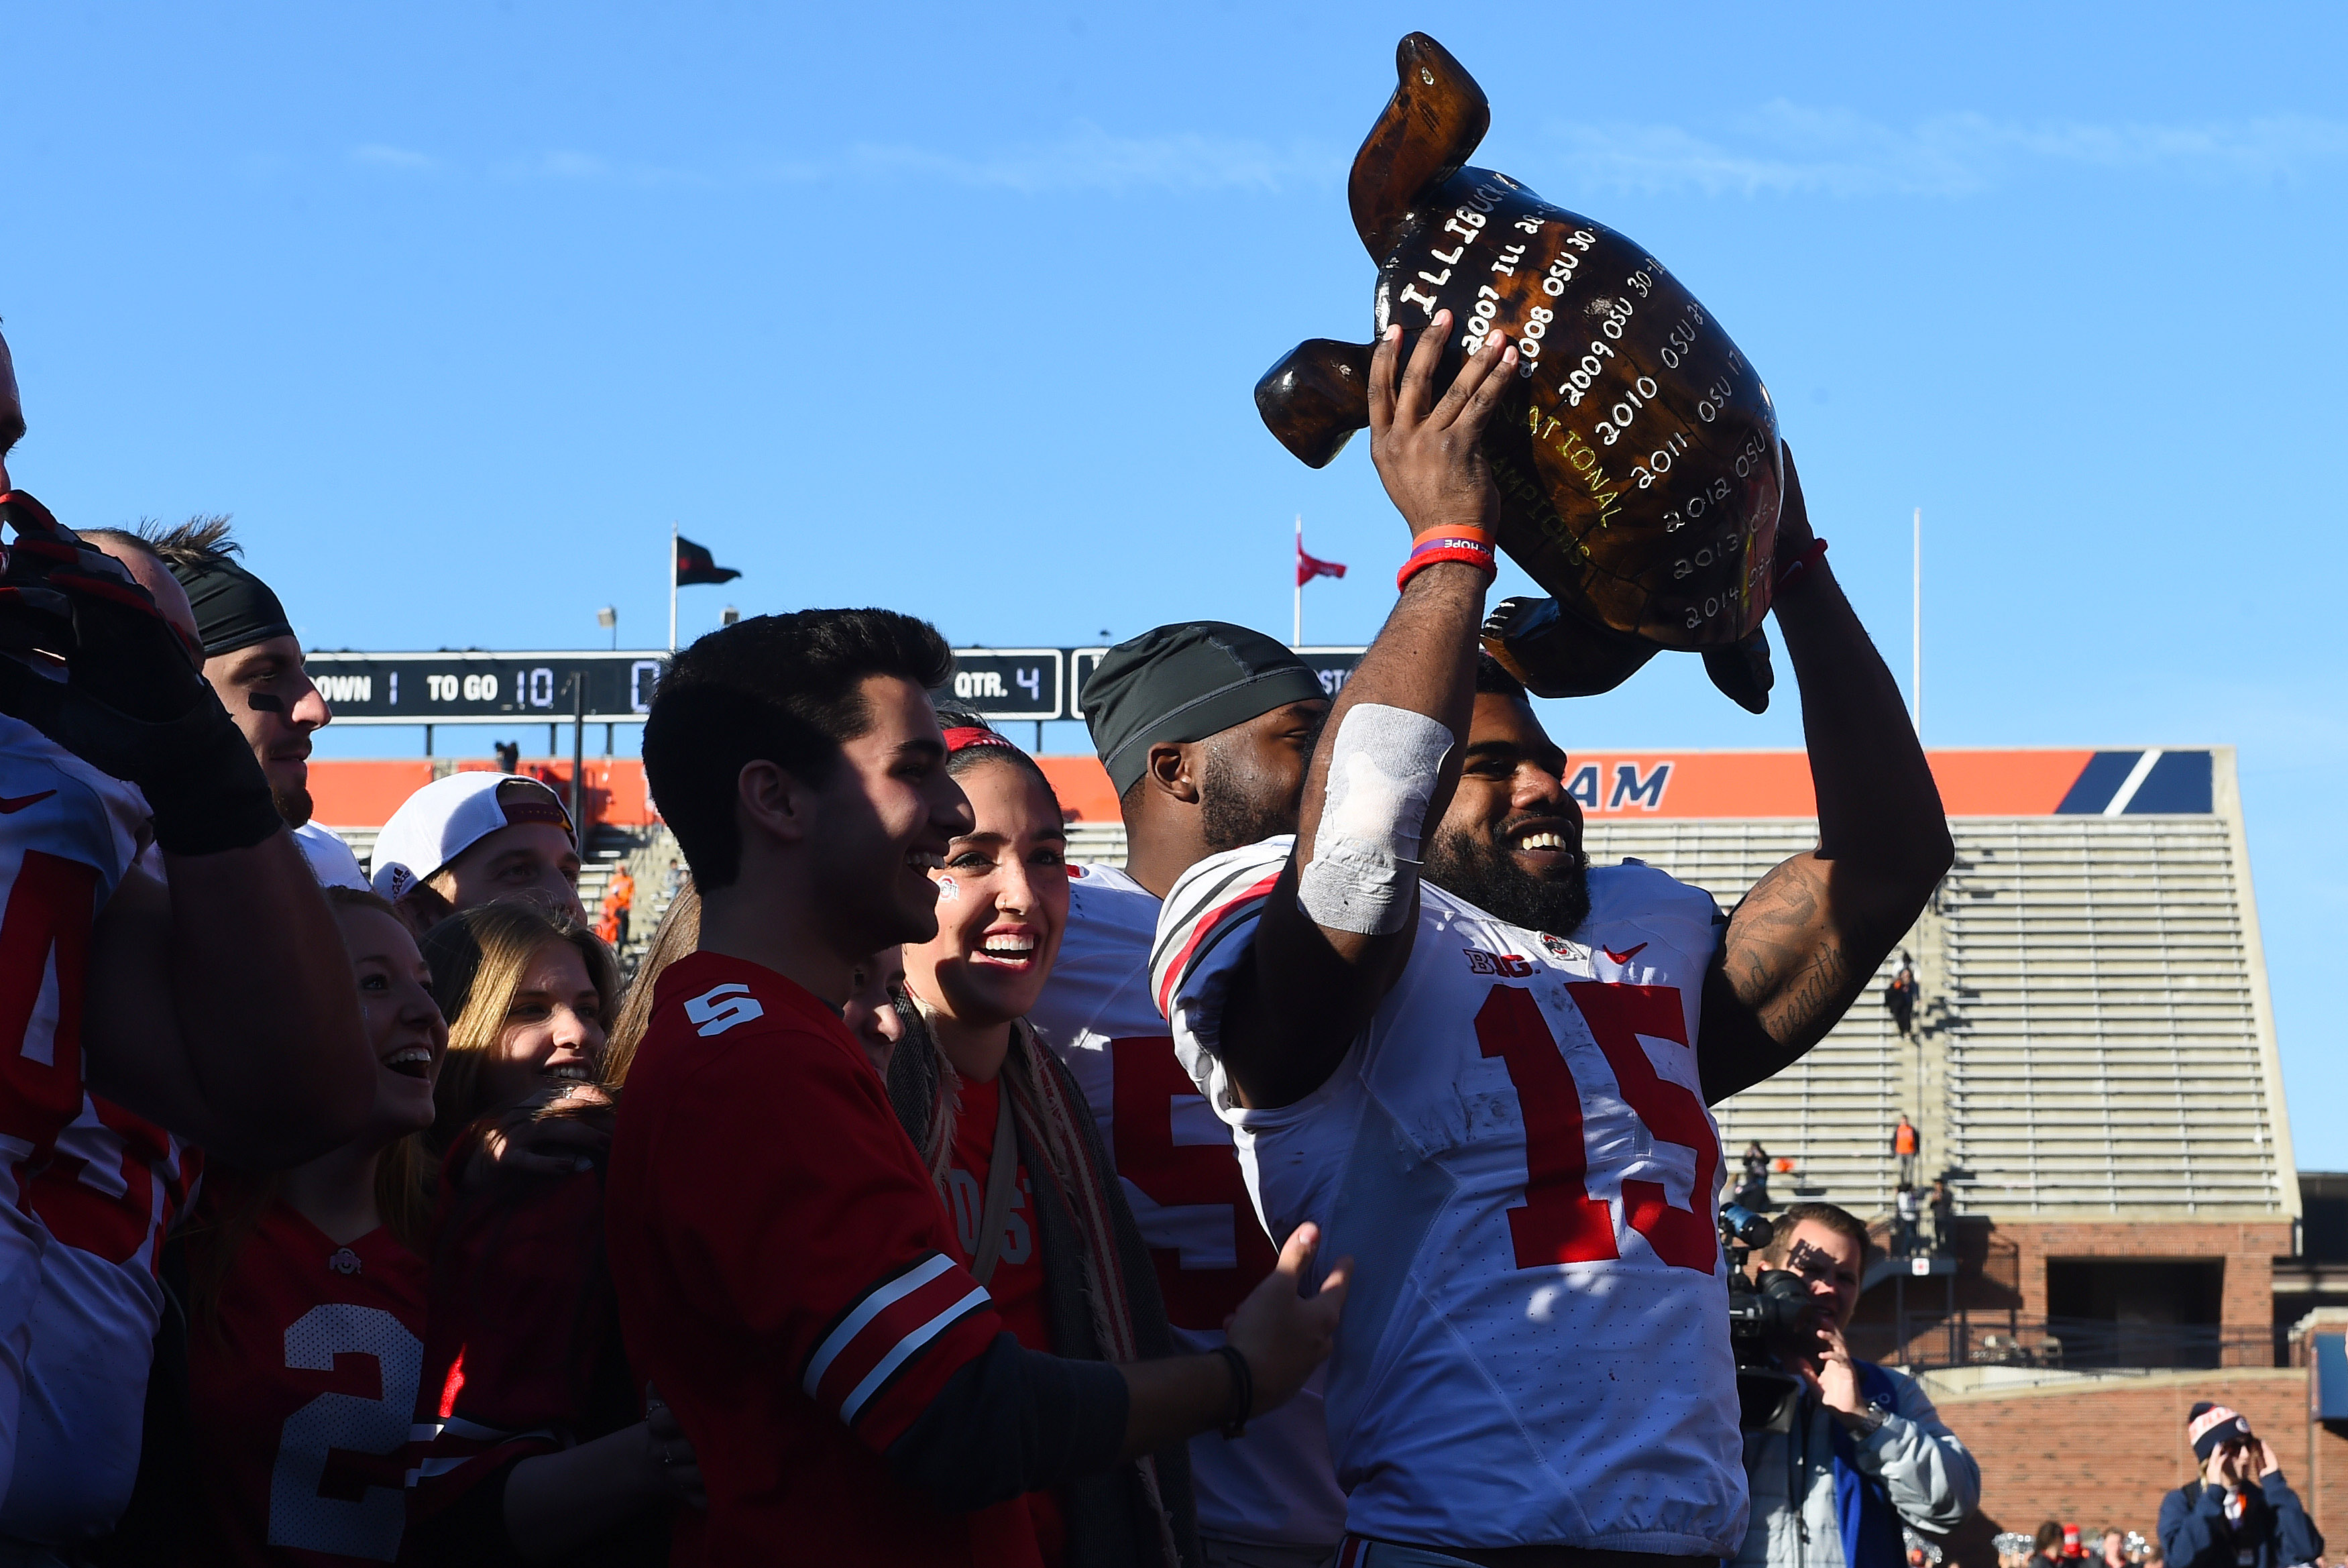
[608,609,1349,1567]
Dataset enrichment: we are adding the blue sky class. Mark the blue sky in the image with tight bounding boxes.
[5,3,2343,1160]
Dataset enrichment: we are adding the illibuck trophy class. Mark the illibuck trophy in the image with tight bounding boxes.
[1255,32,1786,711]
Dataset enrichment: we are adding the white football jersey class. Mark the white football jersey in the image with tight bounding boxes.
[2,1088,199,1541]
[0,714,154,1511]
[1029,862,1347,1550]
[1152,836,1746,1555]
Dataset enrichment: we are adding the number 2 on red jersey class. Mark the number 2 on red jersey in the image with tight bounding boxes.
[1473,981,1719,1273]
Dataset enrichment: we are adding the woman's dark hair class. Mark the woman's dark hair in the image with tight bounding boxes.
[935,707,1062,818]
[644,608,954,890]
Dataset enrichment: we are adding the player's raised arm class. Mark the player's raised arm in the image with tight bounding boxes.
[1697,445,1954,1103]
[1200,317,1516,1109]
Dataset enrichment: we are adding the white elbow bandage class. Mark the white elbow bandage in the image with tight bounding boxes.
[1295,702,1454,936]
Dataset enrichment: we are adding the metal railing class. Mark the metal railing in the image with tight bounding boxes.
[1848,1313,2280,1372]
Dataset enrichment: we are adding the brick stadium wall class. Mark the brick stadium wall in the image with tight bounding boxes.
[1995,1221,2292,1337]
[1927,1368,2343,1567]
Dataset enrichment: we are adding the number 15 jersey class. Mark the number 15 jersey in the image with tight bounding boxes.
[1152,838,1746,1556]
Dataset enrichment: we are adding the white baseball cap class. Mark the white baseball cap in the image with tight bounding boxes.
[370,772,574,902]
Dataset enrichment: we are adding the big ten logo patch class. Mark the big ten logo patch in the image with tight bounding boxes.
[1567,760,1673,814]
[1465,948,1536,977]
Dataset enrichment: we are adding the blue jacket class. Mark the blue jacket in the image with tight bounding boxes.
[2159,1475,2324,1568]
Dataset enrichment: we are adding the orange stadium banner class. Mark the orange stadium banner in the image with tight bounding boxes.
[308,747,2211,829]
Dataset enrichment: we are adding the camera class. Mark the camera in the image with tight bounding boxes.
[1720,1202,1813,1430]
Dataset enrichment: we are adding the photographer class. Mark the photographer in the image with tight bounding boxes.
[1734,1203,1978,1568]
[2158,1404,2321,1568]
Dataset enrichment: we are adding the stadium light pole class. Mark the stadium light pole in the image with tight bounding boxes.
[1912,506,1923,741]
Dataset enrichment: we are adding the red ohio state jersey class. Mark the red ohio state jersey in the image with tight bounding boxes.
[1027,862,1345,1551]
[1153,838,1746,1555]
[0,714,153,1503]
[185,1195,428,1567]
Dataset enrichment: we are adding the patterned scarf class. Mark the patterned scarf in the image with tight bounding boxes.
[902,1000,1184,1568]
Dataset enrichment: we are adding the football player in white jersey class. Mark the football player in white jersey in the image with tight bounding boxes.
[1029,621,1345,1568]
[1152,317,1953,1568]
[0,327,376,1514]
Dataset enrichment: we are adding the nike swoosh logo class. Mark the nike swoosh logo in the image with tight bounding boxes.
[0,791,56,814]
[1603,943,1648,964]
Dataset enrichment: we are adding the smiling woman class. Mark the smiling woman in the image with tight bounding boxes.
[406,901,704,1565]
[418,900,618,1156]
[176,887,444,1565]
[887,715,1200,1568]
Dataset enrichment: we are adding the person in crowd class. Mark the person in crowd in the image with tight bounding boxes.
[417,901,614,1158]
[845,945,908,1078]
[135,516,367,891]
[597,864,635,950]
[0,325,377,1514]
[1027,624,1347,1568]
[889,716,1197,1567]
[405,899,702,1563]
[1149,318,1952,1561]
[2035,1523,2067,1568]
[2158,1404,2322,1568]
[1895,1184,1922,1256]
[2098,1526,2129,1568]
[1893,1113,1920,1186]
[1928,1179,1957,1255]
[604,883,698,1087]
[370,771,585,922]
[180,887,442,1565]
[607,608,1348,1565]
[1737,1140,1774,1212]
[1886,959,1918,1040]
[1733,1203,1977,1568]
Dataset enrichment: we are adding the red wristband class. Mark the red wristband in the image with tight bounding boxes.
[1774,537,1829,595]
[1397,544,1498,593]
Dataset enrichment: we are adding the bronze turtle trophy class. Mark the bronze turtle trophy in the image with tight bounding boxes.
[1256,32,1785,711]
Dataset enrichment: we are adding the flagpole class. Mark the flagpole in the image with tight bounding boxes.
[669,521,679,653]
[1911,506,1923,740]
[1293,514,1303,649]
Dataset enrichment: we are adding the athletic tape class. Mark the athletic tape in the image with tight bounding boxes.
[1296,702,1453,936]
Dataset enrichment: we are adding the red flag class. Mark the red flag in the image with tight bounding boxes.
[1296,537,1347,587]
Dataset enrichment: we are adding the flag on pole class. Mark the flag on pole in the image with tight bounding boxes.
[675,536,742,587]
[1296,537,1347,587]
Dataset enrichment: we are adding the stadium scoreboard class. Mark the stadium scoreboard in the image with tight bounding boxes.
[304,647,1368,725]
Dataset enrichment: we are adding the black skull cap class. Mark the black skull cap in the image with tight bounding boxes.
[1082,622,1325,795]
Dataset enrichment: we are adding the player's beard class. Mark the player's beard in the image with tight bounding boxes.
[1423,819,1592,940]
[1198,751,1302,855]
[273,781,314,830]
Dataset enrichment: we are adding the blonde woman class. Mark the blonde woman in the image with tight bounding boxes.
[182,887,443,1565]
[406,903,700,1565]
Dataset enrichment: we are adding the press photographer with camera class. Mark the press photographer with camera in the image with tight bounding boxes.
[1731,1202,1979,1568]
